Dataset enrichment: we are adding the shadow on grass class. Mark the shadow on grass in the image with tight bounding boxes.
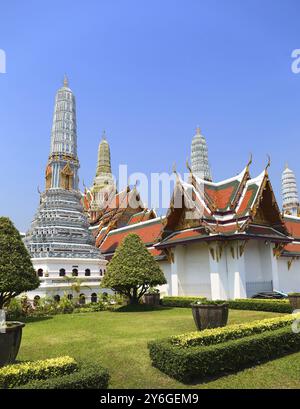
[114,304,173,313]
[20,316,54,323]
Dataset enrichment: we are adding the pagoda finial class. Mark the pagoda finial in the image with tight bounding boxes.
[266,154,271,171]
[63,74,68,87]
[186,157,192,174]
[172,161,177,174]
[246,153,253,169]
[102,130,106,140]
[285,162,289,170]
[196,126,201,135]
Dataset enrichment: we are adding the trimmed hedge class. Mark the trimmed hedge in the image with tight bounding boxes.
[0,356,78,389]
[148,326,300,383]
[161,296,206,308]
[16,364,110,389]
[172,313,300,347]
[161,296,292,313]
[228,298,292,313]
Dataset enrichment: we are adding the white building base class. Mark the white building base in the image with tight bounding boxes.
[27,257,108,303]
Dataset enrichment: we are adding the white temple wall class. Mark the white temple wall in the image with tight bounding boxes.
[183,242,211,298]
[277,257,300,294]
[243,240,273,297]
[168,243,211,298]
[158,261,171,296]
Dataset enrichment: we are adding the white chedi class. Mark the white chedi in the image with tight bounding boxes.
[191,127,212,181]
[282,164,299,216]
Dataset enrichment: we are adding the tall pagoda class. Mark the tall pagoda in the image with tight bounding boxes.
[25,77,106,302]
[282,164,300,216]
[191,127,212,181]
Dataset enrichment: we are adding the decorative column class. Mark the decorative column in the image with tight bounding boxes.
[270,243,280,291]
[208,242,228,300]
[170,246,185,296]
[226,241,247,299]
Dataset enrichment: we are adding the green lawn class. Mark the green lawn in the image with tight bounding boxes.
[17,307,300,389]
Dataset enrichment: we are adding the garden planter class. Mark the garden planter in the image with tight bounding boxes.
[288,294,300,311]
[144,293,160,306]
[191,303,229,331]
[0,322,25,367]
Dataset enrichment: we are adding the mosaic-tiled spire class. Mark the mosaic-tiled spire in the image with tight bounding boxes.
[51,75,77,157]
[282,164,299,216]
[25,78,102,260]
[46,75,79,190]
[191,127,212,181]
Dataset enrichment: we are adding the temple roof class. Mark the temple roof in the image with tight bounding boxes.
[284,215,300,240]
[281,215,300,257]
[98,217,165,260]
[94,162,300,260]
[157,161,290,248]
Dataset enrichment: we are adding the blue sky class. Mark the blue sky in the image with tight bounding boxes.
[0,0,300,231]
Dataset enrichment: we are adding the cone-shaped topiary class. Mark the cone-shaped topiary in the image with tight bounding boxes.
[101,234,166,305]
[0,217,40,308]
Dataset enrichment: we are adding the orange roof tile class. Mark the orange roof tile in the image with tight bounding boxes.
[100,219,163,254]
[283,242,300,255]
[205,182,239,211]
[284,217,300,240]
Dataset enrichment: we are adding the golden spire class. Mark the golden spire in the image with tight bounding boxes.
[96,131,112,177]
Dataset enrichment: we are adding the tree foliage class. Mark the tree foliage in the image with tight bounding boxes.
[0,217,40,308]
[101,234,166,304]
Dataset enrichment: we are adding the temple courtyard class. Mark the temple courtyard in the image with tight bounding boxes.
[17,307,300,389]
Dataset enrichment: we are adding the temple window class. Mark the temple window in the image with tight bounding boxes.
[91,293,97,303]
[59,268,66,277]
[79,294,85,305]
[54,294,60,302]
[37,268,43,277]
[67,294,73,300]
[85,269,91,276]
[72,268,78,277]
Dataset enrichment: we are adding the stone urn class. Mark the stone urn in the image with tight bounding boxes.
[288,293,300,311]
[144,293,160,306]
[0,322,25,367]
[191,302,229,331]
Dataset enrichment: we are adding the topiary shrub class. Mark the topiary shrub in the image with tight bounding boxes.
[0,217,40,309]
[101,234,166,305]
